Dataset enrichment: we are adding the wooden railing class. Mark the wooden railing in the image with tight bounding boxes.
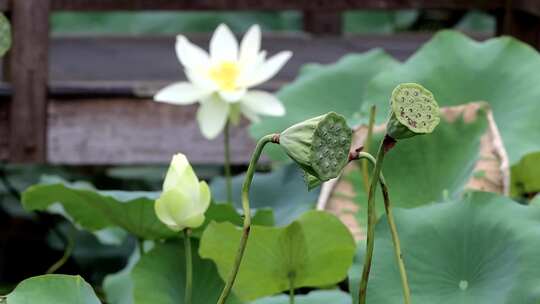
[1,0,539,164]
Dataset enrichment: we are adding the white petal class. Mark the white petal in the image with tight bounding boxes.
[154,82,210,105]
[196,95,230,139]
[163,153,200,203]
[219,88,247,103]
[238,51,266,86]
[197,181,211,213]
[245,51,292,87]
[239,25,261,66]
[210,24,238,63]
[176,35,210,70]
[185,69,217,91]
[240,105,261,123]
[240,91,286,117]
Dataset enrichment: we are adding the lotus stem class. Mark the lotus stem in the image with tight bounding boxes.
[358,135,404,304]
[46,231,74,274]
[361,105,377,193]
[289,274,295,304]
[217,134,278,304]
[184,229,193,304]
[224,120,233,204]
[352,149,411,304]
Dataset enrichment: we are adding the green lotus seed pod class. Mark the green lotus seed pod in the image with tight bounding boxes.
[279,112,352,189]
[386,83,440,140]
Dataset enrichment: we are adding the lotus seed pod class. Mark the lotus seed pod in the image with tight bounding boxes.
[386,83,440,140]
[279,112,353,189]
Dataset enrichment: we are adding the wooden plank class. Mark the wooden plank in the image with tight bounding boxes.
[514,1,540,17]
[47,99,257,165]
[48,0,507,11]
[0,100,8,161]
[44,34,435,94]
[0,0,8,12]
[9,0,50,162]
[0,33,460,99]
[0,0,538,16]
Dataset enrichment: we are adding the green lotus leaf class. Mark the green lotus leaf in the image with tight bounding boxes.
[22,176,270,240]
[511,151,540,197]
[344,10,418,34]
[199,210,355,300]
[251,289,351,304]
[131,240,242,304]
[249,50,398,161]
[0,13,11,57]
[6,275,101,304]
[350,191,540,304]
[362,30,540,165]
[21,180,174,240]
[348,113,487,228]
[211,163,319,226]
[103,248,140,304]
[531,195,540,207]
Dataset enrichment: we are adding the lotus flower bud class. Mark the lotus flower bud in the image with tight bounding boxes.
[386,83,440,140]
[279,112,352,189]
[155,153,211,231]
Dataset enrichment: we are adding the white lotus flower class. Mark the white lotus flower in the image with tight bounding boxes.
[155,153,211,231]
[154,24,292,139]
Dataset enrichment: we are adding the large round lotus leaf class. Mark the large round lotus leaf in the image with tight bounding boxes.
[348,113,487,228]
[0,13,10,57]
[6,275,100,304]
[249,50,398,161]
[131,240,242,304]
[350,191,540,304]
[211,163,319,226]
[21,179,175,240]
[362,30,540,165]
[251,290,351,304]
[199,210,356,300]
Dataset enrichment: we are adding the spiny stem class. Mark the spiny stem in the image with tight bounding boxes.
[353,150,411,304]
[184,229,193,304]
[361,105,377,194]
[46,231,74,274]
[358,135,396,304]
[224,121,233,204]
[216,134,278,304]
[289,275,295,304]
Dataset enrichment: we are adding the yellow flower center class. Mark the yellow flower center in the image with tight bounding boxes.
[209,61,240,91]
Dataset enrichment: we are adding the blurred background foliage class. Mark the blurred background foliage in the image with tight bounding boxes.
[50,10,495,35]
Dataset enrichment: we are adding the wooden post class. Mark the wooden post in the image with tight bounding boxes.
[497,3,540,50]
[303,10,343,35]
[9,0,50,162]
